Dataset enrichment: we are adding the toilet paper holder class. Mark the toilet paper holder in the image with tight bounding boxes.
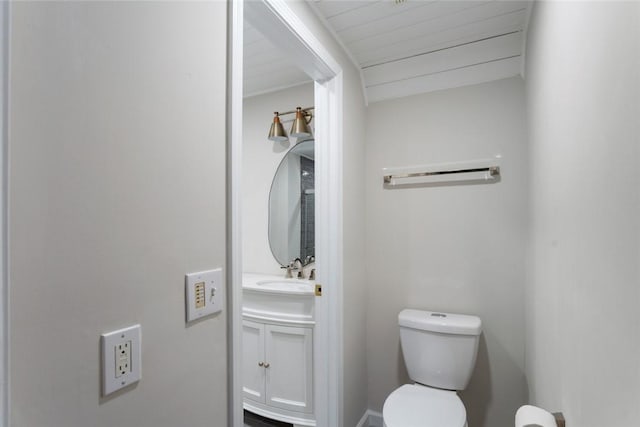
[553,412,565,427]
[516,405,565,427]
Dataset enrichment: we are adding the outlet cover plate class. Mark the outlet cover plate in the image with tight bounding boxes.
[185,268,224,322]
[101,324,141,396]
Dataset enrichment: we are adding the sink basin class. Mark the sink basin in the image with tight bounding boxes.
[243,273,314,295]
[243,273,315,325]
[255,280,313,294]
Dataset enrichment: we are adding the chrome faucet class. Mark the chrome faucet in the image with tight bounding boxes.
[291,258,304,279]
[281,264,293,278]
[281,257,316,279]
[281,258,303,278]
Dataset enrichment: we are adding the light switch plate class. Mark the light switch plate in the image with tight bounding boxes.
[101,324,141,396]
[185,268,223,322]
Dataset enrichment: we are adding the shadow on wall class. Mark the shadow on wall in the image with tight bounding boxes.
[396,342,412,386]
[460,334,492,426]
[459,334,529,427]
[272,139,291,154]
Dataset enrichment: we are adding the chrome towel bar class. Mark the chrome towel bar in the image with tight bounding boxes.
[383,166,500,184]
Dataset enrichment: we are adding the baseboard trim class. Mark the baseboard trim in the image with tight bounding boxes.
[355,410,383,427]
[367,410,383,427]
[355,410,369,427]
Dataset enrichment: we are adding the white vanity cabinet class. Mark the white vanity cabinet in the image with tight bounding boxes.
[242,320,313,413]
[242,274,316,426]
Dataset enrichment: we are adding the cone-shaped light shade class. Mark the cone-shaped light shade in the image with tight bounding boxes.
[268,113,288,142]
[290,107,312,138]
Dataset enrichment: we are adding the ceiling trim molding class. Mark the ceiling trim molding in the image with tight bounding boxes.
[520,0,535,78]
[366,54,521,103]
[244,79,313,99]
[245,0,340,81]
[306,0,369,105]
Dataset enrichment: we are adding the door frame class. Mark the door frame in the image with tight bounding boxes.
[227,1,344,426]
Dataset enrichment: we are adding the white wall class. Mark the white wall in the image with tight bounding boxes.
[9,2,228,426]
[365,77,528,427]
[242,83,314,275]
[0,2,7,422]
[340,69,367,427]
[524,1,640,425]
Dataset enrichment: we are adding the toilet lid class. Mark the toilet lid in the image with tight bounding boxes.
[383,384,466,427]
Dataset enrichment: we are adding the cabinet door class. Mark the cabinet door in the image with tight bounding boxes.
[242,320,265,403]
[265,324,313,414]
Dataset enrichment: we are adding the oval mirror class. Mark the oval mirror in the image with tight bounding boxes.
[268,139,315,266]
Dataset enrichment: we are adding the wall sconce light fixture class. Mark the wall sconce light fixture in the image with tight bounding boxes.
[267,106,314,142]
[268,113,288,142]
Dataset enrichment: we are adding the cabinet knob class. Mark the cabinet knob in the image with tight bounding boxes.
[258,362,264,367]
[264,363,270,368]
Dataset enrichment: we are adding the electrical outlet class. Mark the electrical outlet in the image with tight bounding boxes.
[185,268,224,322]
[101,325,141,396]
[115,341,131,378]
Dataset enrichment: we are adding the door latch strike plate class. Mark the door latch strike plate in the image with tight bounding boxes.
[315,284,322,296]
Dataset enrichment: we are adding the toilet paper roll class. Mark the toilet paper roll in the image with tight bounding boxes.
[515,405,557,427]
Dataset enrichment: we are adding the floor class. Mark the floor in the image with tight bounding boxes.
[244,410,293,427]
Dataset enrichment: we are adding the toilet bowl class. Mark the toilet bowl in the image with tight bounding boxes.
[382,309,482,427]
[383,384,467,427]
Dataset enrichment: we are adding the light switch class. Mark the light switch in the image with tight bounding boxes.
[195,282,206,308]
[185,268,223,322]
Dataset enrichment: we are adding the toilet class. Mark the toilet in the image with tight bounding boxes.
[383,309,482,427]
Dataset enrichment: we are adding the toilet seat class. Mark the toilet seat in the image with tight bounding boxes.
[383,384,466,427]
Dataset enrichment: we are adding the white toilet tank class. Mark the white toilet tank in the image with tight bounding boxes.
[399,309,482,391]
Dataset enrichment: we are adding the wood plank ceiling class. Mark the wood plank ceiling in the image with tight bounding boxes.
[244,0,531,103]
[244,20,311,98]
